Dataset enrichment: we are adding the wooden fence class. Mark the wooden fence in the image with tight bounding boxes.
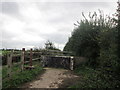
[3,48,87,78]
[3,48,73,77]
[5,48,42,77]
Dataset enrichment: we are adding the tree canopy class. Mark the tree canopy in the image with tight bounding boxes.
[63,1,120,87]
[45,40,60,51]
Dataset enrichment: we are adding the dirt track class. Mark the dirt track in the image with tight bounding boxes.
[21,68,80,88]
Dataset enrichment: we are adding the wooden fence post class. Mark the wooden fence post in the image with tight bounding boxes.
[7,50,13,77]
[21,48,25,71]
[30,48,33,66]
[70,57,74,70]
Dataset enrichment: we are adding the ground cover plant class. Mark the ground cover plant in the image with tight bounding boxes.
[2,61,43,88]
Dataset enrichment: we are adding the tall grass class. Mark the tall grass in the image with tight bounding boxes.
[2,61,43,88]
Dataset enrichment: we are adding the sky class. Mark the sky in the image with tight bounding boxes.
[0,0,118,50]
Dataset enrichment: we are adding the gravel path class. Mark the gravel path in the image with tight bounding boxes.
[21,68,80,88]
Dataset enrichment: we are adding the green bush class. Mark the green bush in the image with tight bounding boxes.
[65,1,120,88]
[70,66,120,88]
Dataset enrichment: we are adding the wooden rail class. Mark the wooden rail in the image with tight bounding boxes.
[5,48,42,77]
[4,48,73,77]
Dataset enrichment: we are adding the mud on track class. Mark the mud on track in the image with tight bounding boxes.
[21,68,80,88]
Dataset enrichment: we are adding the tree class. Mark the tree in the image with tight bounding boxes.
[117,0,120,58]
[64,11,115,67]
[64,2,120,87]
[45,40,60,51]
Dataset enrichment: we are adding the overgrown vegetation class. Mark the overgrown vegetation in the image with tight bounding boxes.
[70,65,120,88]
[2,61,43,88]
[64,1,120,88]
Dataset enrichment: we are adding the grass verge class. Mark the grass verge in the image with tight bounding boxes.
[2,61,43,88]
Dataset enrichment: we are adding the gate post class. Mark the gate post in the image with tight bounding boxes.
[41,55,46,67]
[7,50,13,77]
[70,57,74,70]
[21,48,25,71]
[30,48,33,66]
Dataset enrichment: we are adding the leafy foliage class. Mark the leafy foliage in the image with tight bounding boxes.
[45,40,60,51]
[70,66,120,88]
[64,10,116,68]
[64,2,120,88]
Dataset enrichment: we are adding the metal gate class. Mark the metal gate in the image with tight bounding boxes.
[41,56,74,70]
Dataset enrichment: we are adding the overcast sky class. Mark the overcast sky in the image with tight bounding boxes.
[0,0,118,50]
